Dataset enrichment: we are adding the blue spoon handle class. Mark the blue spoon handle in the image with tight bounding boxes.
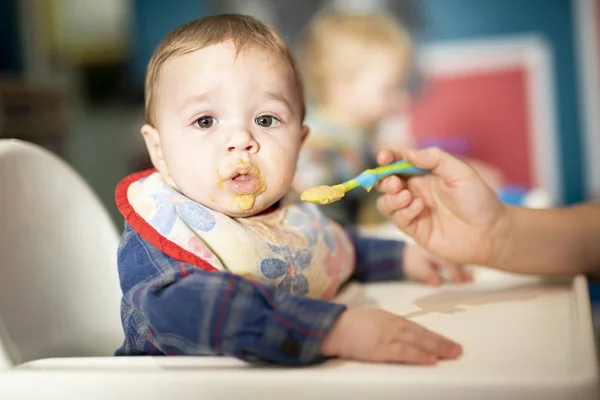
[354,161,429,189]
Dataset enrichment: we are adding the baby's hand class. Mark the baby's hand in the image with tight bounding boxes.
[321,309,462,365]
[403,244,472,286]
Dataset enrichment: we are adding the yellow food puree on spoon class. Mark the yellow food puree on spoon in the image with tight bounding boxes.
[300,161,429,205]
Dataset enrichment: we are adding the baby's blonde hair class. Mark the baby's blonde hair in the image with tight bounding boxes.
[145,14,305,126]
[300,11,412,104]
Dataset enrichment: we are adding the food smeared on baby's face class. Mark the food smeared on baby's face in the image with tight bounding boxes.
[219,161,267,211]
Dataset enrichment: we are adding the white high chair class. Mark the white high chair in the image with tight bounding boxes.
[0,139,123,369]
[0,140,596,399]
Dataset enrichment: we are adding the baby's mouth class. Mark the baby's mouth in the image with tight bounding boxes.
[225,168,264,195]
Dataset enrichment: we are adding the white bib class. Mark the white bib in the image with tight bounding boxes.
[124,172,356,300]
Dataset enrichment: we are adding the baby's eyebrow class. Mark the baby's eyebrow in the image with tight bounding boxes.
[179,90,216,111]
[264,91,293,111]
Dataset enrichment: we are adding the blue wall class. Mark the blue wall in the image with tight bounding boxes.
[421,0,584,204]
[130,0,213,86]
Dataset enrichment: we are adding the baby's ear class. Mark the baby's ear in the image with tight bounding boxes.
[140,124,169,174]
[301,125,310,144]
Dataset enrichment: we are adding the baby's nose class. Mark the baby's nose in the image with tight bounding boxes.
[227,128,259,153]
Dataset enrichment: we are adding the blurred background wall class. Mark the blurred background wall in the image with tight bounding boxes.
[0,0,598,226]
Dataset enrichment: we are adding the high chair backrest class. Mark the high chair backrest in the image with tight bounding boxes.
[0,139,123,368]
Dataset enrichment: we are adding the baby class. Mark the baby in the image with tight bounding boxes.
[115,14,465,366]
[294,11,412,226]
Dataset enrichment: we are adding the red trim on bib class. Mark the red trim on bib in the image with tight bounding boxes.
[115,169,217,272]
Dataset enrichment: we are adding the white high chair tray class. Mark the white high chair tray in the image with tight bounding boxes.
[1,268,597,399]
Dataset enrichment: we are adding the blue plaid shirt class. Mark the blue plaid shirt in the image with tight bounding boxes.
[116,222,405,365]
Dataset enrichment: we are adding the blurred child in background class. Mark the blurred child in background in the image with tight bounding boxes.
[294,11,412,226]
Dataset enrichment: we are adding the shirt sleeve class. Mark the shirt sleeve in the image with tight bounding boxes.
[118,224,346,365]
[346,230,406,283]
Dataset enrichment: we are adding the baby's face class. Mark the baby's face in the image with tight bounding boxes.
[143,41,307,217]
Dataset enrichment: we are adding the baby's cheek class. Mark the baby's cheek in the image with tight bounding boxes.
[281,165,297,189]
[174,179,209,205]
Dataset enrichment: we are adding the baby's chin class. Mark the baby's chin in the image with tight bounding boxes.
[213,196,283,218]
[217,204,274,218]
[223,209,263,218]
[220,182,291,218]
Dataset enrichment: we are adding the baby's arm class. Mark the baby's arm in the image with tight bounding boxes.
[118,224,345,365]
[118,224,462,365]
[347,231,471,285]
[346,231,405,282]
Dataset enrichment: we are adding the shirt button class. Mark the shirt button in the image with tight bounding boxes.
[280,337,301,358]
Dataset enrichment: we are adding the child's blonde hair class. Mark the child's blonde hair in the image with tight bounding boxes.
[145,14,305,126]
[300,11,412,104]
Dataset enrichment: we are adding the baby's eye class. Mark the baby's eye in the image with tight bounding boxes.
[195,116,217,129]
[255,115,280,128]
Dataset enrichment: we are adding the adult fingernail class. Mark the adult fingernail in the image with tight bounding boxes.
[451,344,463,357]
